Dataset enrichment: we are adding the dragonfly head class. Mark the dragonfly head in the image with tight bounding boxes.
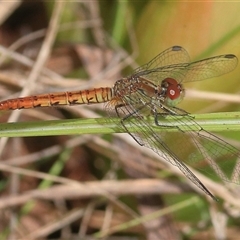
[161,78,185,107]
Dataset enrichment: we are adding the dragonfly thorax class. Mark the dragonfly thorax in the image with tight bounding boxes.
[113,77,157,98]
[161,78,185,107]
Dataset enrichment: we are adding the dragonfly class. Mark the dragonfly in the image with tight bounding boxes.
[0,46,239,200]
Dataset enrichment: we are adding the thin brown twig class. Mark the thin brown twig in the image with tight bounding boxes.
[0,1,65,154]
[0,179,188,210]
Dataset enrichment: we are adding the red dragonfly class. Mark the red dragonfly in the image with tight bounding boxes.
[0,46,239,200]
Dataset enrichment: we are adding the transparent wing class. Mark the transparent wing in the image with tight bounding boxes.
[134,46,190,73]
[178,54,238,83]
[133,50,238,85]
[112,90,240,199]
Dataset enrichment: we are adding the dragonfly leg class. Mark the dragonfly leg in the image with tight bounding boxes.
[153,104,191,130]
[172,106,189,115]
[153,111,188,134]
[115,103,145,146]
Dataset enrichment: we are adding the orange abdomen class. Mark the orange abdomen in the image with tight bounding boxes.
[0,87,113,110]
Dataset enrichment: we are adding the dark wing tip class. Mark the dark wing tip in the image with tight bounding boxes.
[224,54,238,70]
[172,46,183,51]
[224,54,237,59]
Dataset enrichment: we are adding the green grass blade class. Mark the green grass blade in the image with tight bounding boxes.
[0,112,240,138]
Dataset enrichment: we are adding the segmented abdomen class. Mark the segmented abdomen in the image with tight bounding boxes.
[0,87,113,110]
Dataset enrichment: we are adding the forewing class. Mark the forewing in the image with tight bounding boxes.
[134,46,190,74]
[133,52,237,85]
[180,54,238,83]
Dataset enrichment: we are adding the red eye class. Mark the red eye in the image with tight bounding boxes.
[164,78,181,100]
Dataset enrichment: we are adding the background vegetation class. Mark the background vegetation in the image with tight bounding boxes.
[0,1,240,239]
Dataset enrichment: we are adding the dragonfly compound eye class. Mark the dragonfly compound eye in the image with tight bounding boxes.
[163,78,181,100]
